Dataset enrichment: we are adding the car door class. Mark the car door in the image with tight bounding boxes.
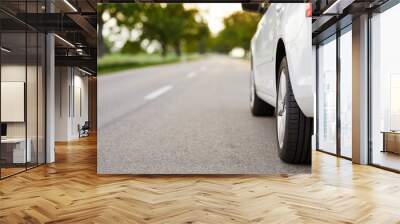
[264,3,285,100]
[252,10,267,94]
[253,4,279,104]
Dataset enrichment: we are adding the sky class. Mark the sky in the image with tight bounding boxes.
[183,3,242,35]
[102,3,243,52]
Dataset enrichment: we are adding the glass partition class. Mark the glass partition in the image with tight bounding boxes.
[27,30,38,169]
[370,3,400,171]
[0,30,28,177]
[339,28,352,158]
[0,1,46,179]
[317,36,337,155]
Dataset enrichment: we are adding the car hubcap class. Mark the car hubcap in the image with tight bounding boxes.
[277,70,287,149]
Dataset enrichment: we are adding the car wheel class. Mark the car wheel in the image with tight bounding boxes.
[250,71,275,116]
[276,57,312,164]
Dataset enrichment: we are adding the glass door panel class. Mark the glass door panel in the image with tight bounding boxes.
[1,31,27,177]
[27,31,38,169]
[371,4,400,171]
[318,37,337,154]
[339,29,352,158]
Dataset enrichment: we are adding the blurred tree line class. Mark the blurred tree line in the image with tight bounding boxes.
[98,4,261,57]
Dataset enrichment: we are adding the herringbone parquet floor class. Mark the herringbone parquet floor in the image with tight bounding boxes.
[1,134,400,223]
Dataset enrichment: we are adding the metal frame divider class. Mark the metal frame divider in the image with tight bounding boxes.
[336,26,341,157]
[315,44,320,151]
[0,23,2,179]
[25,0,28,171]
[367,10,372,165]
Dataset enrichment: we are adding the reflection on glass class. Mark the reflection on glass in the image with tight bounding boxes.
[318,37,337,154]
[1,31,27,177]
[371,4,400,171]
[390,76,400,130]
[27,31,38,169]
[340,29,352,158]
[38,33,46,165]
[0,0,47,179]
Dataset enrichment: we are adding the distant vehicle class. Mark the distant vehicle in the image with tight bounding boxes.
[243,3,313,164]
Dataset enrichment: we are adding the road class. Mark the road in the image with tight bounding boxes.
[98,55,310,174]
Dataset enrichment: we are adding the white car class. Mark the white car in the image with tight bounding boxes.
[243,3,313,164]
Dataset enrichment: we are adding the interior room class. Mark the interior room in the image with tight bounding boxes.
[370,3,400,171]
[313,0,400,171]
[0,0,97,179]
[54,66,91,141]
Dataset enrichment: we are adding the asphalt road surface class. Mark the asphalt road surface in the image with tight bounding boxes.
[98,55,310,174]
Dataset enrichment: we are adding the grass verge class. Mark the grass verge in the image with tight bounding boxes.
[98,53,201,75]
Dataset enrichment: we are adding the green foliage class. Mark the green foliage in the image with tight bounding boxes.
[100,4,260,59]
[98,53,200,74]
[99,3,142,26]
[213,12,261,53]
[140,4,206,56]
[101,4,211,57]
[183,20,210,54]
[120,41,143,54]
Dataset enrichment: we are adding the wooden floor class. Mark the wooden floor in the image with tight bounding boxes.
[372,151,400,171]
[1,135,400,223]
[0,167,26,178]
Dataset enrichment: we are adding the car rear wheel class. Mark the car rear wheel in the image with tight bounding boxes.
[250,71,274,116]
[276,57,312,164]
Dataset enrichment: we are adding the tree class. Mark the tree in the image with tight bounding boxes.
[140,4,200,57]
[196,22,211,54]
[120,41,143,54]
[184,20,210,54]
[97,4,107,57]
[213,12,261,54]
[101,3,209,56]
[98,3,142,57]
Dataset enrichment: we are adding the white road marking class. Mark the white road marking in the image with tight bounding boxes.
[144,85,173,100]
[186,72,197,78]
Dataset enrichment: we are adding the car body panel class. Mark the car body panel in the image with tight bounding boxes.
[251,3,314,117]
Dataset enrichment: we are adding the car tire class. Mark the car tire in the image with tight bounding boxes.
[250,71,275,116]
[276,57,312,164]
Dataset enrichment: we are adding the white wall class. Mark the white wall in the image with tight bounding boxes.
[55,67,71,141]
[55,67,89,141]
[71,73,89,138]
[1,63,46,164]
[1,65,37,138]
[1,66,25,137]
